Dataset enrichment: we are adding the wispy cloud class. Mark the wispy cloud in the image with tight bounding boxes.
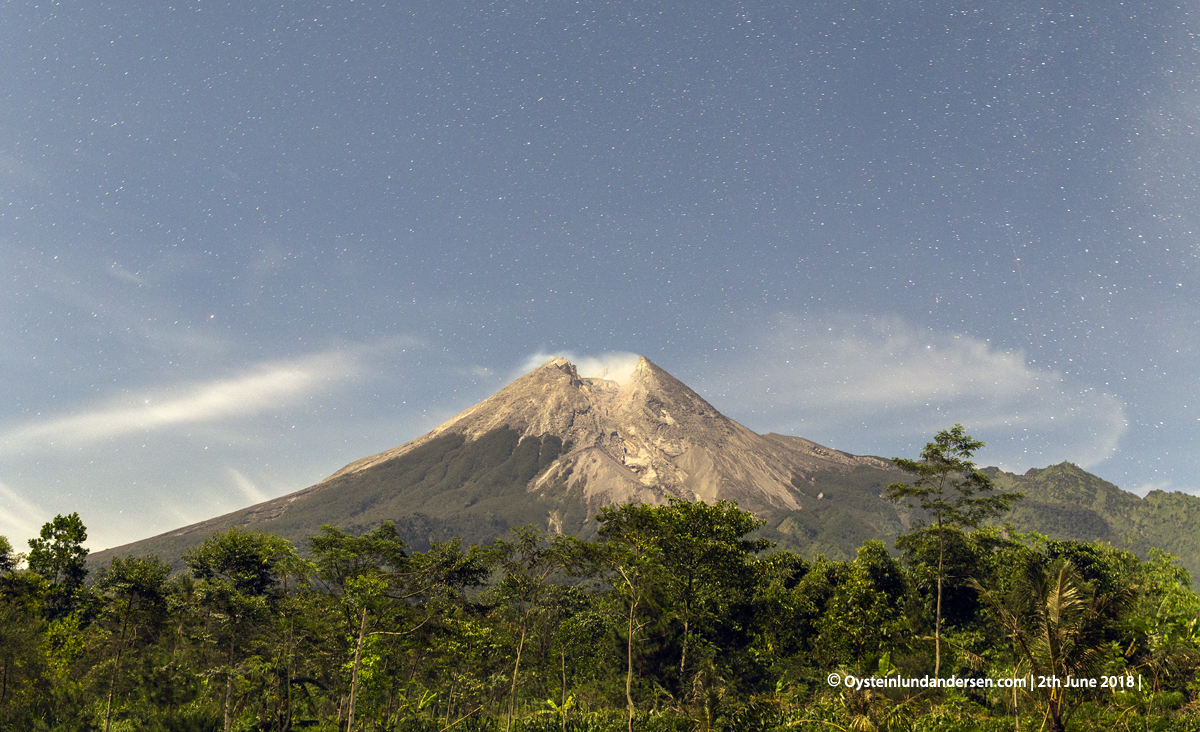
[0,351,359,454]
[0,481,45,544]
[694,313,1128,471]
[516,351,642,384]
[228,468,270,504]
[106,263,147,286]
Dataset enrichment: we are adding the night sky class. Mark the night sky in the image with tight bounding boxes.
[3,0,1197,550]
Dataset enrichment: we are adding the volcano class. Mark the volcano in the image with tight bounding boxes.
[95,356,896,562]
[329,355,892,517]
[93,356,1200,579]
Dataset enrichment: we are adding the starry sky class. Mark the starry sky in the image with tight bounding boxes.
[2,0,1198,550]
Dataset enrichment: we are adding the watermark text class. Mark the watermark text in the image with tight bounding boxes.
[827,673,1143,692]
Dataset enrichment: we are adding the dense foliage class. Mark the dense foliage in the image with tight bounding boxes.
[0,423,1192,732]
[3,500,1200,732]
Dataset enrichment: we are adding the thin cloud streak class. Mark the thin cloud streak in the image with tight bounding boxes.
[228,468,270,505]
[0,351,358,454]
[106,263,146,286]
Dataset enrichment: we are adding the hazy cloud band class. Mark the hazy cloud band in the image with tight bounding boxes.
[0,351,358,454]
[693,313,1128,471]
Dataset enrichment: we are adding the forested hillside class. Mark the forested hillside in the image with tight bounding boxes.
[761,462,1200,580]
[90,433,1200,583]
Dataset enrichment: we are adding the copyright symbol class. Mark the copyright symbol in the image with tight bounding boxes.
[827,673,841,687]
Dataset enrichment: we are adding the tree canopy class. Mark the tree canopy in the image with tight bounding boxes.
[3,487,1200,732]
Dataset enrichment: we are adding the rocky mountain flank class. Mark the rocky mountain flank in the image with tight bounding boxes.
[331,356,889,514]
[92,356,893,565]
[92,356,1200,580]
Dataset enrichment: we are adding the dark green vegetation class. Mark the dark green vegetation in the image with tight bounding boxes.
[31,426,1198,731]
[765,460,1200,583]
[92,429,1200,584]
[5,505,1200,731]
[989,463,1200,578]
[768,460,1200,581]
[8,419,1200,732]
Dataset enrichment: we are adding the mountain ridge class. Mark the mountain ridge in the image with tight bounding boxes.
[317,356,896,521]
[90,356,1200,579]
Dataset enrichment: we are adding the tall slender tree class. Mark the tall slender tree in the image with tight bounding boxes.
[652,498,769,682]
[595,503,665,732]
[489,527,577,732]
[885,425,1022,676]
[93,555,171,732]
[309,522,408,732]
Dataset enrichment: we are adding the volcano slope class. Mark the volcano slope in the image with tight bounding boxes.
[92,357,1200,579]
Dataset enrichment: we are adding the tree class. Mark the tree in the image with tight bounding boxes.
[820,541,907,676]
[488,527,577,732]
[27,513,90,620]
[309,522,409,732]
[184,527,301,732]
[1117,549,1200,694]
[653,498,769,683]
[93,555,171,732]
[310,524,491,732]
[747,551,811,671]
[0,536,15,574]
[542,584,594,731]
[897,526,997,636]
[970,560,1132,732]
[595,503,665,732]
[0,560,44,722]
[885,425,1022,676]
[593,497,771,724]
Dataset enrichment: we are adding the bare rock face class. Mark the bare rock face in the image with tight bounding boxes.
[328,355,883,516]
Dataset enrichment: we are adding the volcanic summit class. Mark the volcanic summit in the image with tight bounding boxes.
[95,356,892,561]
